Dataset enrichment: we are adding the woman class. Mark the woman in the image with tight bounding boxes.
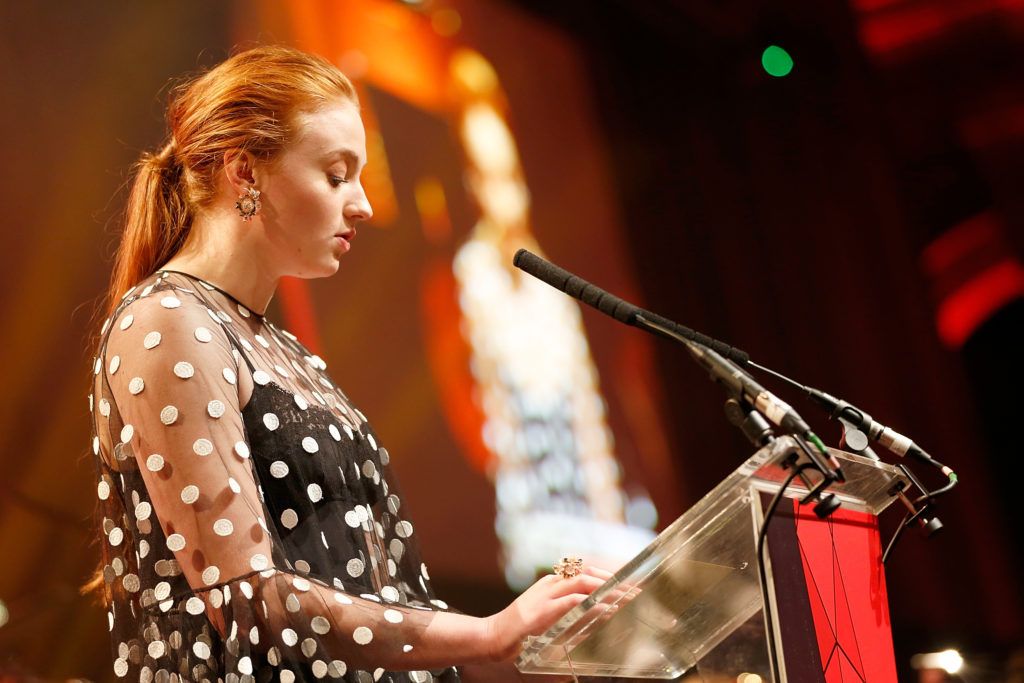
[89,45,607,683]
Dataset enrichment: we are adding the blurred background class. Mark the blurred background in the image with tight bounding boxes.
[1,0,1022,680]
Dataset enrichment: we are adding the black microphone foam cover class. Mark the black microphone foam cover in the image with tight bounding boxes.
[513,249,638,323]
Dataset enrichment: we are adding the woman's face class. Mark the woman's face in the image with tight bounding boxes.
[255,98,373,278]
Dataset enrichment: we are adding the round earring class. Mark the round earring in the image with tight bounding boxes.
[235,186,262,221]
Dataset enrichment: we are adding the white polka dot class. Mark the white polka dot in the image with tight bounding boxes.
[193,438,213,456]
[282,628,298,646]
[263,413,280,430]
[113,657,128,677]
[346,558,364,577]
[301,638,318,657]
[119,314,134,331]
[160,296,181,309]
[128,377,145,395]
[201,566,220,585]
[108,527,124,546]
[280,509,299,529]
[143,331,162,349]
[222,367,236,385]
[270,461,289,478]
[311,660,329,678]
[274,364,290,379]
[228,477,241,493]
[383,609,403,624]
[120,424,134,443]
[252,370,271,385]
[193,641,211,659]
[166,534,185,551]
[180,485,199,504]
[395,521,414,538]
[329,425,341,441]
[302,437,319,453]
[292,577,311,592]
[333,593,353,605]
[108,355,121,374]
[213,519,234,536]
[147,640,165,658]
[255,334,271,349]
[420,563,430,580]
[362,461,376,478]
[309,615,331,635]
[237,303,251,318]
[159,405,178,425]
[97,480,110,500]
[329,660,347,677]
[237,657,253,675]
[381,586,401,602]
[281,671,296,683]
[207,400,225,418]
[185,597,205,615]
[294,394,309,410]
[367,434,377,450]
[194,327,213,343]
[353,627,373,645]
[344,510,360,528]
[154,581,170,601]
[234,441,250,459]
[307,483,323,503]
[250,554,269,571]
[403,645,414,653]
[99,398,111,417]
[173,361,194,379]
[135,502,152,520]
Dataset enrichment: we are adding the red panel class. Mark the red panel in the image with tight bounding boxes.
[793,501,898,682]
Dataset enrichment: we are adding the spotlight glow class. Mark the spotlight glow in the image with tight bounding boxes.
[911,649,964,674]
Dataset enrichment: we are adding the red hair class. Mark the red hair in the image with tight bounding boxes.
[104,44,357,319]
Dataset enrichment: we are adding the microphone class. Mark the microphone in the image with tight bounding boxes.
[805,388,943,468]
[512,249,750,365]
[682,340,845,482]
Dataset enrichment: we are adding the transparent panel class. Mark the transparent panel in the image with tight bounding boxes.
[516,437,908,679]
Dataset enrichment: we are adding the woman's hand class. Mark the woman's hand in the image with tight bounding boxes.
[482,566,615,662]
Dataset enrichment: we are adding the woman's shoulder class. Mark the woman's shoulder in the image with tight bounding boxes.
[99,273,236,356]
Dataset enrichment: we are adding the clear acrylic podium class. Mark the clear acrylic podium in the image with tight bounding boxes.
[516,437,907,682]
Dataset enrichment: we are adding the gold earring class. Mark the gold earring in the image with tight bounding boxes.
[235,186,262,221]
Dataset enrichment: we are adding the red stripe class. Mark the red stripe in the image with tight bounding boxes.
[921,212,999,277]
[937,259,1024,348]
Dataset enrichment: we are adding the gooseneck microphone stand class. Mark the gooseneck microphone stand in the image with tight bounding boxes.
[510,248,960,679]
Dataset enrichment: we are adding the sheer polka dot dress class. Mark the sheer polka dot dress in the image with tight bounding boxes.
[90,271,457,683]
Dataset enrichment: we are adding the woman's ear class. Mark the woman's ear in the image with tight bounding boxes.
[222,149,257,193]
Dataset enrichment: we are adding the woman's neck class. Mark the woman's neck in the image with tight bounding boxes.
[160,211,278,316]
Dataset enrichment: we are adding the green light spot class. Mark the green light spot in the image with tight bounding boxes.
[762,45,794,77]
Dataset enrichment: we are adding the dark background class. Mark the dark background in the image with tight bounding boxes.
[0,0,1021,680]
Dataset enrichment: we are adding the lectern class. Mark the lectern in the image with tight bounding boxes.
[516,436,907,682]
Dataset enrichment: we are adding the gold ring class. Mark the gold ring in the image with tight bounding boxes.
[553,556,583,579]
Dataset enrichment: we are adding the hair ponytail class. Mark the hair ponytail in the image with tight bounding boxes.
[106,139,191,318]
[100,44,356,323]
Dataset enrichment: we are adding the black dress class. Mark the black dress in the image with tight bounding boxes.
[89,270,462,683]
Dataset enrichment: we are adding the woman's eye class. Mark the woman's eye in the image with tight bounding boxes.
[329,175,348,187]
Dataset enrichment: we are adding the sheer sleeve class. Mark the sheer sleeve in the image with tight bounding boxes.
[101,290,478,680]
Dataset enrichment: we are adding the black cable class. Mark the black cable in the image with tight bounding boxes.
[881,512,912,564]
[757,463,816,683]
